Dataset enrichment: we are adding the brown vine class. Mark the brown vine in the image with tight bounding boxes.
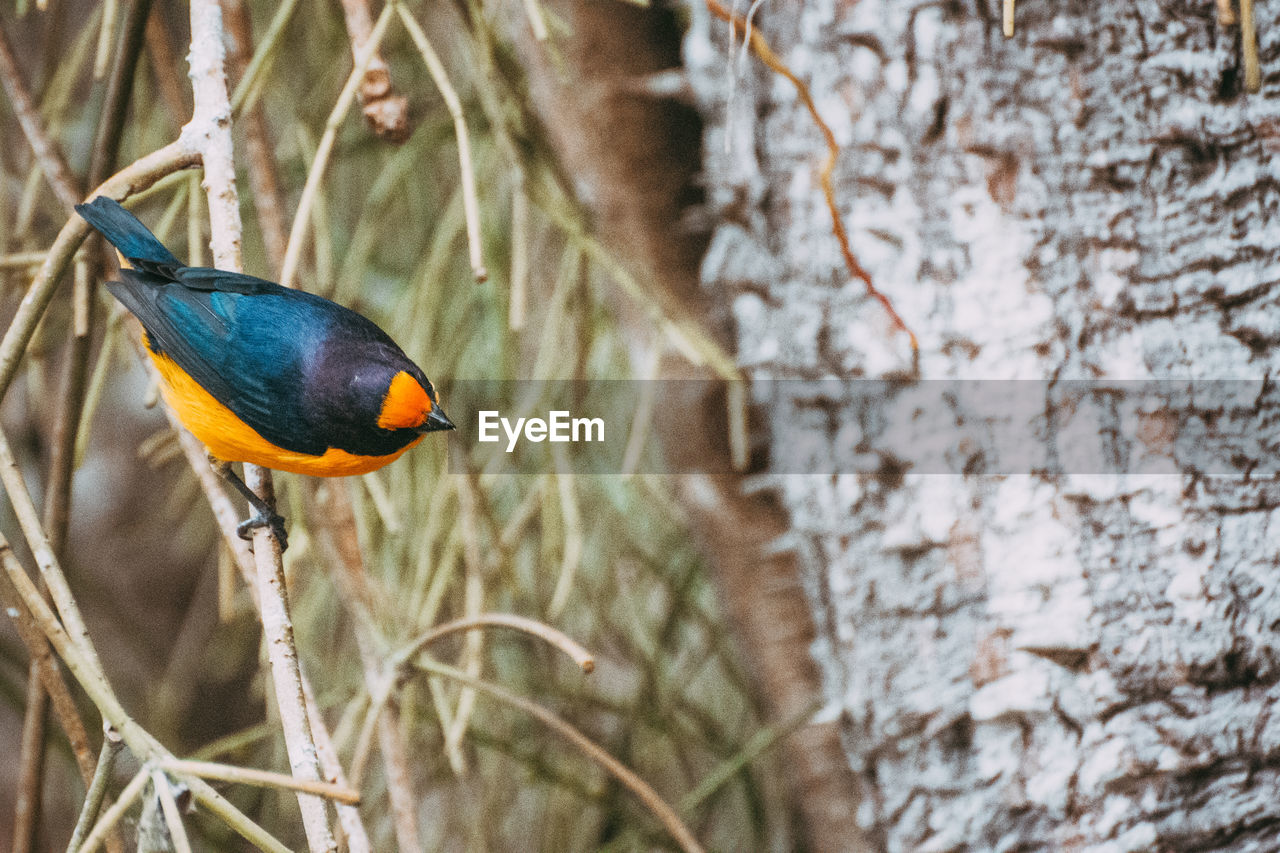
[707,0,919,355]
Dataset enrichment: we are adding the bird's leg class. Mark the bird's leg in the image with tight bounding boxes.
[209,456,288,551]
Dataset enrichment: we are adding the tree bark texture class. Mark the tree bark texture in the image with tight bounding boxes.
[682,1,1280,851]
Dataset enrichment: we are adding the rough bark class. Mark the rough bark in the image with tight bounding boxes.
[681,1,1280,851]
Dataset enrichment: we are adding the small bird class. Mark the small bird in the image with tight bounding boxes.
[76,196,454,547]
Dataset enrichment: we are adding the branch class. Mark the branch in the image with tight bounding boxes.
[279,0,395,289]
[338,0,410,141]
[184,1,335,849]
[0,24,80,211]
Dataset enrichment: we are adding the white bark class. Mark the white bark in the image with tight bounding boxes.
[688,2,1280,850]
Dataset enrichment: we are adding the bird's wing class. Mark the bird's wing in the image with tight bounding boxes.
[108,270,329,455]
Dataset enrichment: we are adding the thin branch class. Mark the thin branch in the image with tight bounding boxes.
[0,25,81,211]
[305,480,423,852]
[0,533,294,853]
[1240,0,1260,92]
[279,0,395,289]
[0,572,96,783]
[417,658,706,853]
[151,771,194,853]
[394,612,596,673]
[66,727,125,853]
[398,5,487,282]
[76,769,150,853]
[221,0,289,273]
[301,676,373,853]
[158,759,361,805]
[338,0,410,141]
[548,471,582,618]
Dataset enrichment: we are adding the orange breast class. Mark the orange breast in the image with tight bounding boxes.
[147,347,422,477]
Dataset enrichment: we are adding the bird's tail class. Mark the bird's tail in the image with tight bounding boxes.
[76,197,183,272]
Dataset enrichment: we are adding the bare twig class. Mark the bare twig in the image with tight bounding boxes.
[0,574,96,783]
[394,612,596,674]
[398,6,487,282]
[1240,0,1260,92]
[301,676,373,853]
[509,181,529,328]
[0,528,293,853]
[280,1,395,289]
[151,771,194,853]
[1003,0,1015,37]
[0,25,81,211]
[221,0,289,272]
[306,481,423,852]
[77,769,150,853]
[158,759,361,805]
[376,702,423,852]
[66,727,125,853]
[338,0,410,140]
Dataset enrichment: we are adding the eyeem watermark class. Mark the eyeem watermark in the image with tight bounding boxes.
[477,410,605,452]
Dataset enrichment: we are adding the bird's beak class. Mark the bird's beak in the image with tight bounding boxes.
[421,406,455,433]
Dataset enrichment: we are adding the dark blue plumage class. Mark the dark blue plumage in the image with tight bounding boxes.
[75,197,448,462]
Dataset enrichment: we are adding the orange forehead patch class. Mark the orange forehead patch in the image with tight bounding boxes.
[378,371,433,430]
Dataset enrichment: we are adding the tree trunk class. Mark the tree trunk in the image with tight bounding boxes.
[677,1,1280,851]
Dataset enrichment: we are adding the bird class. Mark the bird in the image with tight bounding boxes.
[76,196,454,548]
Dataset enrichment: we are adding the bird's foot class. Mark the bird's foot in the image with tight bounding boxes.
[236,509,288,551]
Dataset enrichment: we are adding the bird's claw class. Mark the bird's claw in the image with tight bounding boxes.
[237,510,288,551]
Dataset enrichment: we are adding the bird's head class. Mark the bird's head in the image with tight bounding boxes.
[377,370,455,434]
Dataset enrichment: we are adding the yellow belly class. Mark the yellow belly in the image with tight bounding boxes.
[148,348,421,477]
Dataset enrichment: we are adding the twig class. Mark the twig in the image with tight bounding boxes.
[1240,0,1260,93]
[151,771,194,853]
[0,251,47,270]
[398,5,487,282]
[548,471,582,618]
[305,481,423,852]
[338,0,410,141]
[1003,0,1015,37]
[417,657,706,853]
[279,1,395,289]
[221,0,289,273]
[12,674,48,853]
[376,701,423,852]
[0,26,81,211]
[66,727,125,853]
[186,0,335,848]
[301,676,373,853]
[0,571,96,784]
[395,613,596,674]
[444,456,486,769]
[158,759,361,805]
[25,13,155,842]
[77,769,151,853]
[706,0,917,355]
[228,0,304,117]
[509,181,529,329]
[88,0,157,193]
